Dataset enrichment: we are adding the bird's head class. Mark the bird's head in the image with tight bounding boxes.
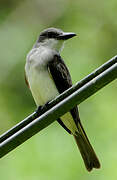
[36,27,76,52]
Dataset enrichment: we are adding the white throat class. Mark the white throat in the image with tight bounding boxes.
[41,38,64,52]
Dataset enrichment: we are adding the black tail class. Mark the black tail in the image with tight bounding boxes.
[74,121,100,171]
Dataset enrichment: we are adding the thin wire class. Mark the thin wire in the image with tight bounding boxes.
[0,61,117,158]
[0,55,117,143]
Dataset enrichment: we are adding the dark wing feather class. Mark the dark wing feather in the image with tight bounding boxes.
[48,54,80,128]
[48,54,72,93]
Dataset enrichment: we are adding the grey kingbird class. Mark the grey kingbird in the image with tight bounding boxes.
[25,27,100,171]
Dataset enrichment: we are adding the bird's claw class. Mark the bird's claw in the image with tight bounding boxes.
[36,102,50,115]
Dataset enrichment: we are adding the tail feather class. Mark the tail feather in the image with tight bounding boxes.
[74,121,100,171]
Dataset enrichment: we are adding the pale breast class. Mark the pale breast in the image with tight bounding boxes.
[29,67,59,106]
[25,47,59,106]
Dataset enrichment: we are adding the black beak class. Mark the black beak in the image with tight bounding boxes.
[58,32,77,40]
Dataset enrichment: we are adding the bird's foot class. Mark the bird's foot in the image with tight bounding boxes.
[35,106,43,116]
[36,102,50,115]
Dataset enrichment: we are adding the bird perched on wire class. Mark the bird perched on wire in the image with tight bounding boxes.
[25,27,100,171]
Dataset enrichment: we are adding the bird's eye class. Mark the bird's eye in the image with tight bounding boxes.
[48,32,54,38]
[47,32,58,38]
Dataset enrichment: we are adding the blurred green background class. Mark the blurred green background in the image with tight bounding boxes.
[0,0,117,179]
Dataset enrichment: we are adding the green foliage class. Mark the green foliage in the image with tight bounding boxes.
[0,0,117,179]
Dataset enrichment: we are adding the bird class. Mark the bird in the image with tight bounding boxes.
[25,27,100,171]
